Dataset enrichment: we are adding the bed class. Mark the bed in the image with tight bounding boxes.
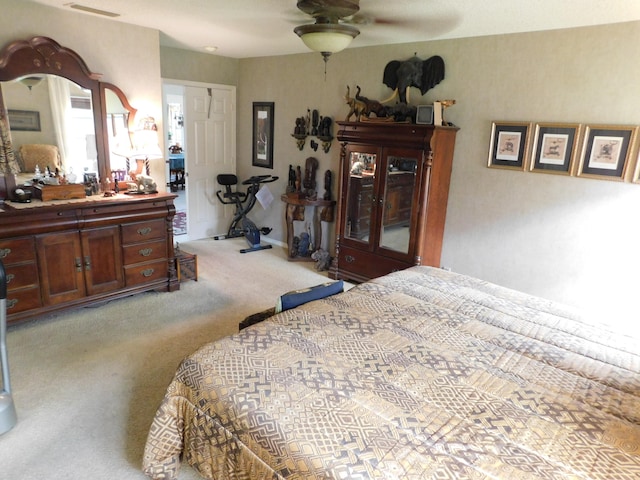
[143,266,640,479]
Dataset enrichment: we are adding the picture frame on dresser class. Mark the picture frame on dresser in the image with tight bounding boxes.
[577,124,638,181]
[252,102,274,169]
[530,122,582,175]
[488,121,532,170]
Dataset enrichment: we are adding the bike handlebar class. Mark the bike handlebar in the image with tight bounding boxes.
[241,175,279,185]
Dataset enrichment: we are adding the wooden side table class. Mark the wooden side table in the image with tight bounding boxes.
[281,194,335,261]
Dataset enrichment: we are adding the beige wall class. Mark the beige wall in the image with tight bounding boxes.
[236,21,640,321]
[0,1,166,181]
[160,46,239,86]
[2,0,638,321]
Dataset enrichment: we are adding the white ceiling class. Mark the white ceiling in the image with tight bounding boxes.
[26,0,640,58]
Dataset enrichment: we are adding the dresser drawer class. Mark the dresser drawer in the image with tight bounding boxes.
[121,219,166,244]
[6,286,43,314]
[337,245,409,280]
[5,263,39,291]
[122,239,167,266]
[0,237,36,264]
[124,259,168,287]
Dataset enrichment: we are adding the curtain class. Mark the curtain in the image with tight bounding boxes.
[47,76,72,170]
[0,83,21,174]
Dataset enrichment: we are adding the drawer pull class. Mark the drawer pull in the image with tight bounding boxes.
[0,248,11,259]
[345,255,355,263]
[139,248,153,257]
[6,273,15,284]
[137,227,152,236]
[7,299,18,309]
[141,268,155,277]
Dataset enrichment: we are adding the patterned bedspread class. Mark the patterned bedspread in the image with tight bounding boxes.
[143,266,640,479]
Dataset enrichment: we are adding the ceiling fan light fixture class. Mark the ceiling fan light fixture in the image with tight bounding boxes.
[19,76,43,91]
[294,23,359,56]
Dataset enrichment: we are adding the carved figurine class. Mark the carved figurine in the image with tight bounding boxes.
[297,232,310,257]
[318,116,332,138]
[311,248,332,271]
[303,156,319,198]
[294,116,306,135]
[345,85,367,122]
[295,165,302,192]
[355,86,388,119]
[323,169,332,200]
[311,109,319,135]
[287,164,296,193]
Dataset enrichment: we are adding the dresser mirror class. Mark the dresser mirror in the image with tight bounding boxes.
[0,36,136,186]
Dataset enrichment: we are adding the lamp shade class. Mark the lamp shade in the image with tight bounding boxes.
[294,23,359,54]
[133,117,161,158]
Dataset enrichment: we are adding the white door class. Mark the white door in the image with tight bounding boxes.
[184,84,236,240]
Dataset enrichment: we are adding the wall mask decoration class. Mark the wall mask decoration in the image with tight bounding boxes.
[382,54,445,104]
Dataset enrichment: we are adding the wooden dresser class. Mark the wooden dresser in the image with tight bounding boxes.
[0,193,179,325]
[330,121,458,283]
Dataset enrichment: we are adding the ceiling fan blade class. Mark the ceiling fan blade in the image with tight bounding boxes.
[296,0,360,20]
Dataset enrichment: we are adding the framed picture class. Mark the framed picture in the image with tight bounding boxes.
[487,121,532,170]
[252,102,274,169]
[415,105,434,125]
[630,145,640,184]
[8,109,41,131]
[530,123,582,175]
[577,124,638,181]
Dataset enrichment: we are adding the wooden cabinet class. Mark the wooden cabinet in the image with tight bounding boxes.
[0,237,42,314]
[36,226,124,306]
[330,122,458,283]
[121,219,169,287]
[0,193,178,325]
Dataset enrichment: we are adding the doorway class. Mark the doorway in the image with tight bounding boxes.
[162,80,236,241]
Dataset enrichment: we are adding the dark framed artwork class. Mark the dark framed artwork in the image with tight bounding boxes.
[487,121,532,170]
[530,123,582,175]
[252,102,274,169]
[8,109,41,131]
[577,124,638,181]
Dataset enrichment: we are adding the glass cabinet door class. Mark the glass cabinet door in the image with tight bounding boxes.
[378,154,419,254]
[344,150,377,243]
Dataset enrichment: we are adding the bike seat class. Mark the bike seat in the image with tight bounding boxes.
[216,174,246,202]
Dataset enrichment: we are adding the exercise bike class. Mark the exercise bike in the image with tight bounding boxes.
[213,174,278,253]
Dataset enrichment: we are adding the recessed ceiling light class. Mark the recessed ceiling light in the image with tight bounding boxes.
[204,46,218,53]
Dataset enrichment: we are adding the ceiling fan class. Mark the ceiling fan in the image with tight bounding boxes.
[292,0,462,65]
[293,0,362,62]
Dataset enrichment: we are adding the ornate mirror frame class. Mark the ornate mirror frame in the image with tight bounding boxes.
[0,36,136,183]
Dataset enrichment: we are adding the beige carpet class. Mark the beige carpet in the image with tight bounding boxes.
[1,238,340,479]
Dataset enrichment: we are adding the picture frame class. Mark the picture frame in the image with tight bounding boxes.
[630,144,640,184]
[577,124,638,181]
[8,109,41,132]
[415,105,434,125]
[487,121,532,170]
[252,102,274,169]
[530,122,582,175]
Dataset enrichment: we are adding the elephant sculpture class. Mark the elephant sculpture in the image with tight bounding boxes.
[382,54,445,104]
